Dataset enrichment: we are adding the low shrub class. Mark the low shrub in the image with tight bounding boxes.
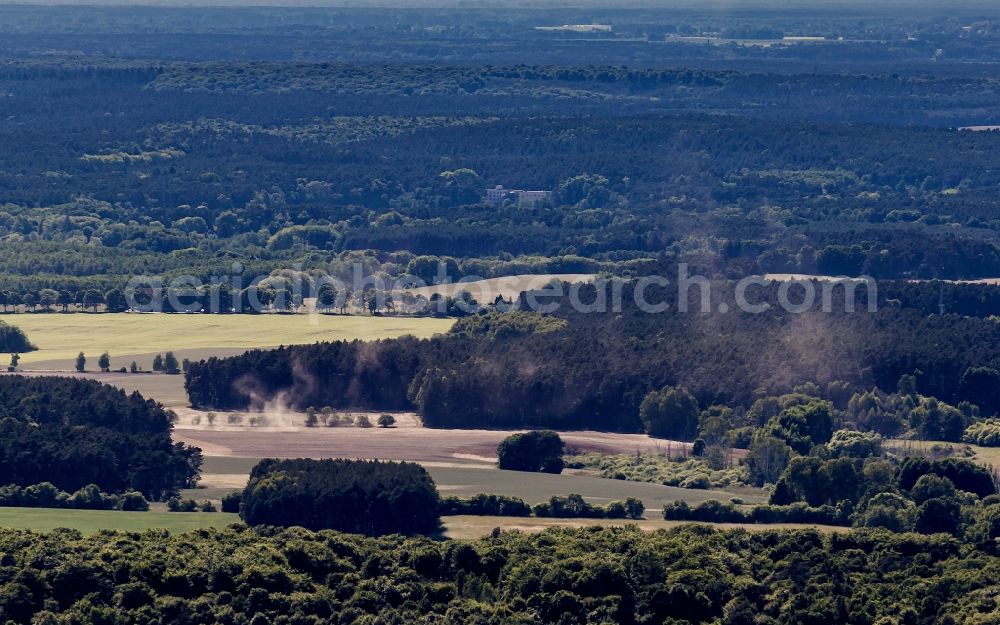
[964,419,1000,446]
[566,453,748,489]
[439,494,532,517]
[442,493,645,519]
[221,491,242,513]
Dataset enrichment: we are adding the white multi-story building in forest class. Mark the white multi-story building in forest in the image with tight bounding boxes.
[485,185,553,207]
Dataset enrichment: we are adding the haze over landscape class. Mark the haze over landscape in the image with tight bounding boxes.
[2,0,1000,623]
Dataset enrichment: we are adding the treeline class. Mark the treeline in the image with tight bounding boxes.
[0,482,148,511]
[0,376,201,498]
[0,523,999,624]
[664,500,849,526]
[440,493,645,520]
[665,452,1000,538]
[0,245,619,311]
[186,284,1000,430]
[10,271,1000,321]
[4,5,1000,69]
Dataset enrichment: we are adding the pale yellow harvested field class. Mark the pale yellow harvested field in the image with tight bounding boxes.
[5,369,191,407]
[397,273,596,300]
[5,313,453,366]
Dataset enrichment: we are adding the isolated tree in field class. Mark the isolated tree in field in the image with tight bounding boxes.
[98,352,110,372]
[206,412,216,426]
[356,415,373,428]
[182,358,190,373]
[305,406,318,427]
[130,361,138,373]
[497,430,564,473]
[164,352,180,374]
[152,354,164,371]
[75,352,86,372]
[640,385,700,440]
[57,290,73,312]
[228,414,243,425]
[119,491,149,512]
[378,414,396,428]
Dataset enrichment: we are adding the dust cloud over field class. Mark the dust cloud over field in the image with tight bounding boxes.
[176,422,736,512]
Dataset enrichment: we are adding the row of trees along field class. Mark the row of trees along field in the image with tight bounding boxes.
[9,274,1000,319]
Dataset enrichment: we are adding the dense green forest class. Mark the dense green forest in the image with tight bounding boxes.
[0,523,998,624]
[185,283,1000,430]
[5,4,1000,624]
[666,453,999,533]
[0,376,200,499]
[3,5,1000,302]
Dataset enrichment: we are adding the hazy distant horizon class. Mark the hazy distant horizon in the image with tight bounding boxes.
[2,0,999,10]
